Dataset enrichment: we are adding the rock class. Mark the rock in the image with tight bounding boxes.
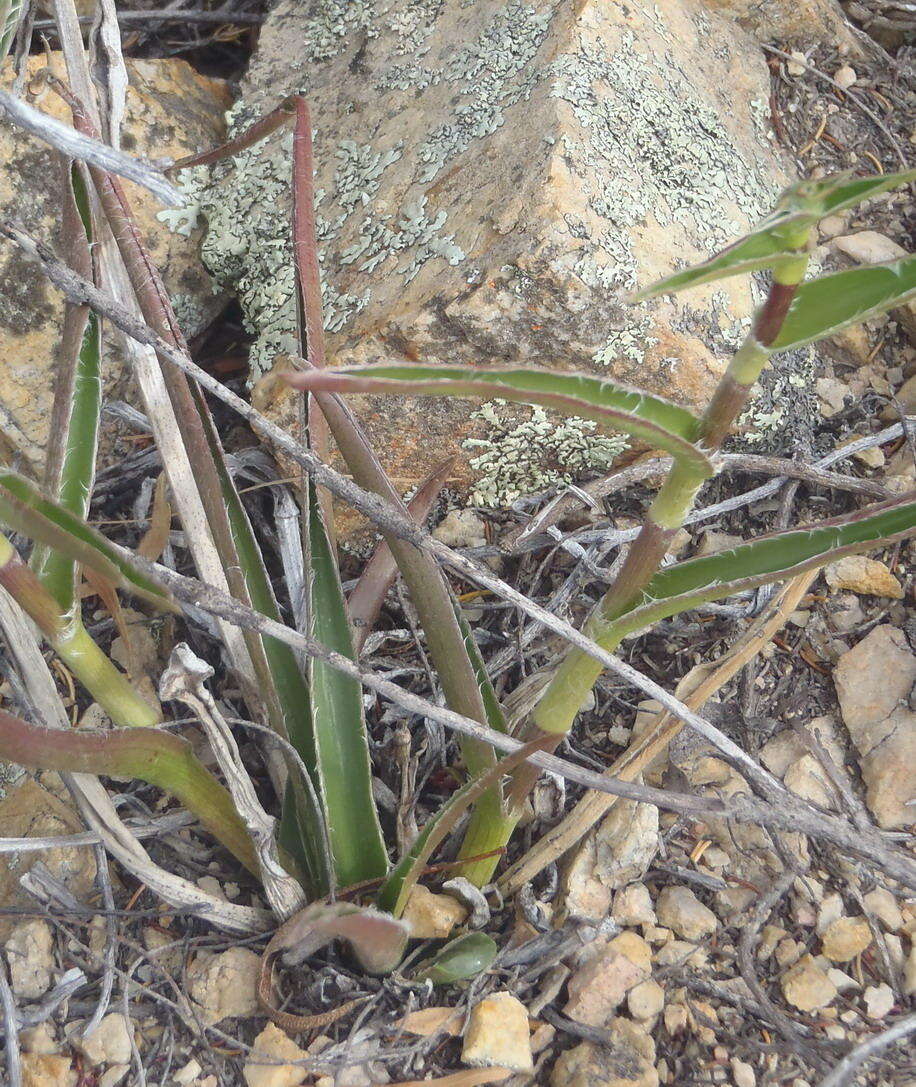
[74,1014,133,1067]
[700,0,854,43]
[19,1022,59,1056]
[244,1023,309,1087]
[825,556,903,599]
[174,1059,203,1085]
[551,1018,657,1087]
[431,510,487,549]
[821,916,872,961]
[627,979,665,1020]
[833,65,857,89]
[759,718,844,777]
[4,919,54,999]
[863,887,904,932]
[781,954,837,1011]
[654,940,709,969]
[815,376,849,418]
[0,779,97,940]
[189,0,791,517]
[563,799,658,920]
[461,991,533,1073]
[187,948,261,1023]
[828,594,864,634]
[400,883,468,939]
[863,983,895,1019]
[731,1058,756,1087]
[783,756,835,808]
[833,231,907,265]
[785,51,807,76]
[834,626,916,828]
[905,945,916,995]
[826,967,859,993]
[21,1053,77,1087]
[0,53,229,470]
[613,882,656,927]
[98,1066,130,1087]
[655,886,718,942]
[696,530,744,556]
[565,932,652,1026]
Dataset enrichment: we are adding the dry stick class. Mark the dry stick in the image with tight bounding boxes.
[0,959,22,1087]
[815,1012,916,1087]
[7,225,916,889]
[498,571,817,895]
[0,87,183,205]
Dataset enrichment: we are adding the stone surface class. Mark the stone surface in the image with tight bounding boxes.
[612,882,656,927]
[243,1023,309,1087]
[21,1053,77,1087]
[863,887,904,932]
[4,919,54,999]
[759,717,844,778]
[431,509,488,548]
[0,778,97,940]
[0,53,229,471]
[700,0,853,42]
[783,755,835,809]
[820,916,873,962]
[863,982,895,1019]
[187,947,261,1023]
[401,883,468,938]
[905,945,916,995]
[731,1058,756,1087]
[551,1018,657,1087]
[627,978,665,1020]
[461,990,533,1073]
[781,954,837,1011]
[833,231,907,265]
[563,799,658,920]
[74,1014,133,1067]
[655,885,718,942]
[565,932,652,1026]
[834,626,916,828]
[825,556,903,599]
[183,0,793,513]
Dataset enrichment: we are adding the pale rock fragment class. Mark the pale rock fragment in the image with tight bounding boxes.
[551,1017,657,1087]
[187,948,261,1023]
[655,886,718,942]
[833,65,857,89]
[731,1058,756,1087]
[834,626,916,828]
[825,556,903,599]
[613,882,656,927]
[565,931,651,1026]
[863,887,904,932]
[20,1053,77,1087]
[174,1058,203,1085]
[461,991,533,1073]
[783,756,835,808]
[904,945,916,995]
[18,1022,59,1056]
[401,884,468,939]
[74,1014,133,1067]
[244,1023,309,1087]
[781,954,838,1011]
[815,377,849,418]
[627,979,665,1020]
[833,231,907,265]
[4,919,54,999]
[821,916,872,961]
[98,1066,130,1087]
[863,983,895,1019]
[432,510,488,549]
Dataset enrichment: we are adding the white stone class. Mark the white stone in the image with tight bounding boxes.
[187,948,261,1024]
[4,920,54,1000]
[401,883,468,939]
[655,886,718,942]
[863,983,894,1019]
[821,916,872,962]
[834,231,907,265]
[825,556,903,599]
[904,945,916,995]
[18,1021,59,1055]
[781,955,837,1011]
[731,1058,756,1087]
[833,65,857,89]
[566,932,651,1026]
[863,887,904,932]
[613,883,656,927]
[99,1065,130,1087]
[244,1023,309,1087]
[628,979,665,1020]
[75,1014,133,1067]
[174,1058,203,1084]
[786,50,807,76]
[432,509,487,549]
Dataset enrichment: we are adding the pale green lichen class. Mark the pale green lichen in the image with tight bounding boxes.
[463,402,628,507]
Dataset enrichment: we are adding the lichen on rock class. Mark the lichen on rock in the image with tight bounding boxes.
[168,0,796,512]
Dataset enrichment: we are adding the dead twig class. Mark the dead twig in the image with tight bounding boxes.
[815,1011,916,1087]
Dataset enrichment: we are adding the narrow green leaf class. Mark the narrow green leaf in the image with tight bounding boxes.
[602,495,916,641]
[0,0,24,62]
[377,738,550,917]
[413,933,497,984]
[307,483,389,888]
[286,366,711,476]
[634,171,916,300]
[0,471,176,611]
[773,257,916,351]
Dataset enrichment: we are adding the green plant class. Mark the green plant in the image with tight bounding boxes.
[3,81,916,988]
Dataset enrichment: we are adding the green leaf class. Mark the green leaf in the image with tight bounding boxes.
[306,482,389,889]
[773,257,916,352]
[0,0,24,62]
[413,933,498,984]
[286,365,711,477]
[0,471,176,611]
[634,171,916,300]
[601,495,916,642]
[376,738,549,917]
